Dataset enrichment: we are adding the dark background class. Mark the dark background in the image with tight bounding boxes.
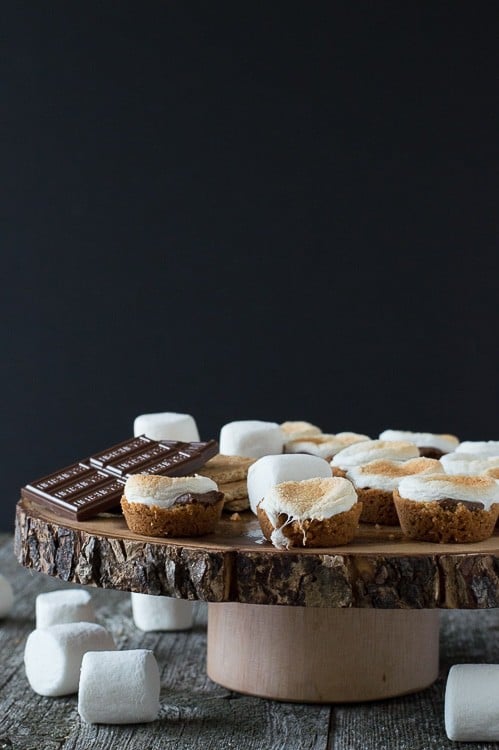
[2,4,498,531]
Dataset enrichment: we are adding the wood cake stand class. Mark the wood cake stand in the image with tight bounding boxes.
[14,497,499,703]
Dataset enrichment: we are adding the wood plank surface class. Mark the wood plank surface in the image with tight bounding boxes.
[2,533,499,749]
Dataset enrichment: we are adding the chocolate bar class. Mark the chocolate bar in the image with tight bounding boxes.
[21,436,218,520]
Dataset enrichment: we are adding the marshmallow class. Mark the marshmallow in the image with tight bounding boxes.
[445,664,499,742]
[124,474,217,508]
[78,649,160,724]
[36,589,96,629]
[24,622,115,696]
[398,474,499,510]
[456,441,499,458]
[0,574,14,618]
[280,421,322,441]
[219,420,284,458]
[331,440,419,469]
[247,454,332,514]
[346,458,442,492]
[133,411,200,441]
[260,477,358,527]
[131,593,193,631]
[285,432,370,459]
[379,429,459,454]
[441,452,499,476]
[132,412,200,632]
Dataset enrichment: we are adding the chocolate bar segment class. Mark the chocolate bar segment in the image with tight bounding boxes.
[102,441,179,477]
[134,440,219,476]
[21,437,219,520]
[89,436,153,469]
[29,462,94,493]
[22,471,126,521]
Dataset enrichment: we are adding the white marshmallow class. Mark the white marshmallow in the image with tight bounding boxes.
[133,412,200,441]
[247,454,332,515]
[0,574,14,618]
[441,452,499,476]
[131,593,193,631]
[36,589,96,629]
[132,413,200,631]
[24,622,115,697]
[456,441,499,458]
[78,649,160,724]
[398,474,499,510]
[379,429,459,454]
[219,420,284,458]
[124,474,217,508]
[331,440,419,469]
[445,664,499,742]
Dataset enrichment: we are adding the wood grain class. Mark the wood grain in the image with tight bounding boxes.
[15,498,499,608]
[207,604,440,702]
[2,534,499,748]
[0,535,329,750]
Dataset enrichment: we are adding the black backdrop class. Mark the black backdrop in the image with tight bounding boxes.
[2,4,498,531]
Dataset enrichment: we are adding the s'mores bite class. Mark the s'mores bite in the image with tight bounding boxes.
[441,453,499,476]
[285,432,370,461]
[394,474,499,543]
[121,475,224,537]
[346,458,442,525]
[256,477,361,549]
[219,420,284,458]
[379,430,459,459]
[331,440,419,477]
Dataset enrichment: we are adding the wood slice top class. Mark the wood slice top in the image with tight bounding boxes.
[15,497,499,609]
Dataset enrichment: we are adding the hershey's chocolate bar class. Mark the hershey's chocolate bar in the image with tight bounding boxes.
[21,436,219,520]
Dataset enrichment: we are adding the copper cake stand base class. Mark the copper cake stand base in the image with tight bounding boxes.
[15,499,499,702]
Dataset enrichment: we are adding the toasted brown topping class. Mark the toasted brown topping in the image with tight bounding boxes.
[357,458,441,478]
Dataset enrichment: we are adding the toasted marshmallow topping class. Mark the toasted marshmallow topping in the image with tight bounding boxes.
[124,474,218,508]
[331,440,419,469]
[280,421,322,441]
[455,441,499,457]
[486,467,499,480]
[285,435,346,459]
[260,477,357,530]
[335,431,372,444]
[441,453,499,476]
[286,432,370,459]
[398,474,499,510]
[379,430,459,454]
[347,458,442,492]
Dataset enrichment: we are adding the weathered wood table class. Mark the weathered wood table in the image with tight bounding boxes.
[5,503,499,748]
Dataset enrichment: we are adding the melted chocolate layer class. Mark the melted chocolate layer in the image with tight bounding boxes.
[418,446,445,459]
[435,497,485,512]
[173,491,224,507]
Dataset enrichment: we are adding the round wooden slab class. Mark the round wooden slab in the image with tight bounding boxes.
[14,497,499,608]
